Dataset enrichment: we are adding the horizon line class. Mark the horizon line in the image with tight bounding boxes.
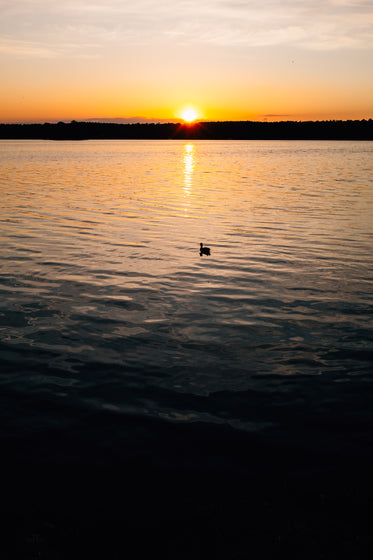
[1,117,373,126]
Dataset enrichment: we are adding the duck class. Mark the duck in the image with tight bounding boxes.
[200,242,211,256]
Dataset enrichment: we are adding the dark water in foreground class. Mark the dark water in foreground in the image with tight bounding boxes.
[1,140,373,557]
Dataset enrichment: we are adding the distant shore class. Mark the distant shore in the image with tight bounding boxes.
[1,119,372,140]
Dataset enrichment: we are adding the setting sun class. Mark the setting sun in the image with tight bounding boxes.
[180,107,199,123]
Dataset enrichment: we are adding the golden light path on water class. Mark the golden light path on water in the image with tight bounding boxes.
[183,143,195,216]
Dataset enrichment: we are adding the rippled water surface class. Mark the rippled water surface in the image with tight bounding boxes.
[1,139,373,464]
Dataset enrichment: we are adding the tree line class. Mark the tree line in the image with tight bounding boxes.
[0,119,372,140]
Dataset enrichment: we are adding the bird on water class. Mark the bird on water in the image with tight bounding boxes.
[200,242,211,256]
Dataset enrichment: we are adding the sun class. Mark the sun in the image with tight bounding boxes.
[180,107,199,123]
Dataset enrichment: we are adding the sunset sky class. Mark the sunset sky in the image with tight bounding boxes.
[1,0,373,123]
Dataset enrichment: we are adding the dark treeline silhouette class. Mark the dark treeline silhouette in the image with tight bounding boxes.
[0,119,372,140]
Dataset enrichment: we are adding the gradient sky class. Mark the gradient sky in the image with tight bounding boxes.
[1,0,373,123]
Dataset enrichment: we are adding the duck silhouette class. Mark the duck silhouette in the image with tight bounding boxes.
[200,242,211,256]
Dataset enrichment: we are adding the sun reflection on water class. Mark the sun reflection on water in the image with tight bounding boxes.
[183,143,195,193]
[183,143,195,216]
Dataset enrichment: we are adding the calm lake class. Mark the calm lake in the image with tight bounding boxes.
[1,138,373,472]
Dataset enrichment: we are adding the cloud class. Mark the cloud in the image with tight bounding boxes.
[1,0,372,57]
[163,0,373,50]
[0,36,59,58]
[0,34,101,59]
[85,117,182,124]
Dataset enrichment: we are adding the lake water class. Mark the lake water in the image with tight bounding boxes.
[1,139,373,476]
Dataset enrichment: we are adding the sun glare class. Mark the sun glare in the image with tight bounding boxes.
[181,107,198,123]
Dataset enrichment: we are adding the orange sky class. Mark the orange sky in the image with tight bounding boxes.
[1,1,373,123]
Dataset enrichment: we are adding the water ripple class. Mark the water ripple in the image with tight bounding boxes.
[0,139,372,455]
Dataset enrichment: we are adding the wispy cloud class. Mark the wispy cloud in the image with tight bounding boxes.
[1,0,372,57]
[162,0,373,50]
[0,36,59,58]
[0,34,101,59]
